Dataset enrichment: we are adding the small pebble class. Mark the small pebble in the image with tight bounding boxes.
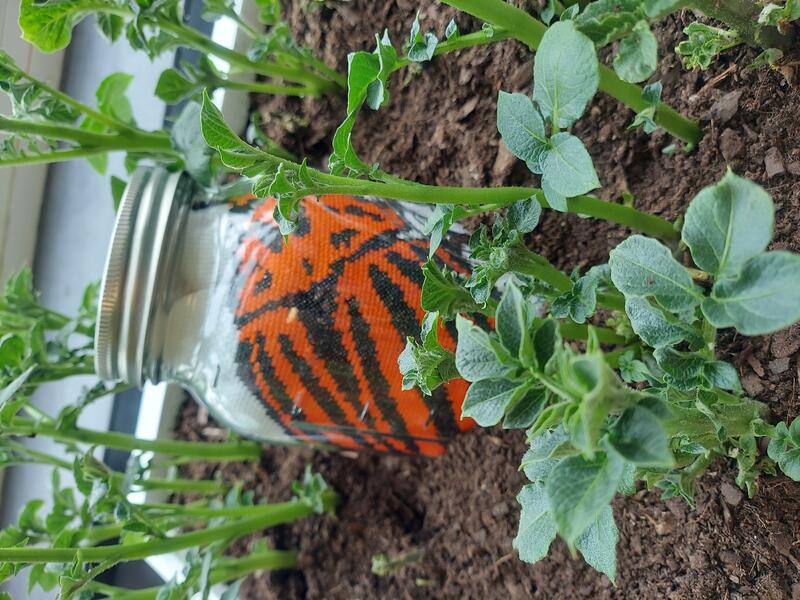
[769,357,791,374]
[708,90,742,124]
[720,128,744,161]
[720,482,743,506]
[765,147,786,178]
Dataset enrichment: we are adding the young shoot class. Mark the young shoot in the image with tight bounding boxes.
[0,52,177,171]
[18,0,343,98]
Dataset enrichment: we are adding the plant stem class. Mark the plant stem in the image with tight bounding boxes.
[88,550,297,600]
[305,171,679,240]
[157,20,340,93]
[0,117,172,150]
[440,0,702,145]
[6,417,262,461]
[393,27,514,71]
[0,494,336,563]
[1,440,228,495]
[220,78,318,97]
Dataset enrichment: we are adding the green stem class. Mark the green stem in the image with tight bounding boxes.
[0,494,335,563]
[89,550,297,600]
[393,27,514,71]
[440,0,702,145]
[0,117,174,151]
[1,440,227,495]
[6,418,262,461]
[157,20,340,93]
[306,171,678,240]
[220,78,318,97]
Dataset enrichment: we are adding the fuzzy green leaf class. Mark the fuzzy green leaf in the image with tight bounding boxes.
[541,132,600,209]
[546,451,624,546]
[513,483,558,563]
[420,262,480,317]
[682,171,774,279]
[613,20,657,83]
[461,378,520,426]
[522,426,570,482]
[455,315,505,382]
[702,252,800,334]
[609,402,674,468]
[767,418,800,481]
[507,198,542,233]
[496,91,548,174]
[496,282,527,358]
[624,297,700,349]
[504,386,547,429]
[675,23,741,70]
[533,20,599,128]
[609,235,701,312]
[575,506,618,582]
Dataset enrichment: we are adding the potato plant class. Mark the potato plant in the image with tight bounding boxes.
[201,5,800,581]
[0,269,337,599]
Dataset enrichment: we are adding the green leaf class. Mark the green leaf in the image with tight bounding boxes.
[613,20,657,83]
[609,235,701,312]
[682,171,774,279]
[624,297,700,349]
[155,68,199,103]
[366,32,397,110]
[522,426,570,482]
[507,198,542,234]
[768,418,800,481]
[445,19,459,40]
[574,0,641,46]
[533,319,559,372]
[702,252,800,335]
[759,0,800,26]
[420,261,479,317]
[675,23,741,70]
[653,346,705,391]
[171,102,211,185]
[608,402,674,468]
[455,316,505,382]
[545,451,624,545]
[110,176,127,211]
[496,91,548,174]
[533,20,599,128]
[0,368,34,406]
[504,386,547,429]
[551,266,606,324]
[513,483,558,563]
[496,283,527,358]
[703,360,741,392]
[408,12,438,63]
[201,90,261,170]
[95,72,134,125]
[96,13,124,43]
[541,132,600,208]
[461,379,520,426]
[18,0,110,53]
[575,506,618,582]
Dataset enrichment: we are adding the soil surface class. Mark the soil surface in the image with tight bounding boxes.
[176,1,800,598]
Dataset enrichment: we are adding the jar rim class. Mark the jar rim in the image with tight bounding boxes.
[95,166,193,386]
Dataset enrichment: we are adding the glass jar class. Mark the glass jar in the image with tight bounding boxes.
[95,166,473,456]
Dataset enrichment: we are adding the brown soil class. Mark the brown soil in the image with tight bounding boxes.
[177,2,800,598]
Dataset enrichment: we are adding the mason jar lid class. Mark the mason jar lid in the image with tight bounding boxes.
[95,166,194,386]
